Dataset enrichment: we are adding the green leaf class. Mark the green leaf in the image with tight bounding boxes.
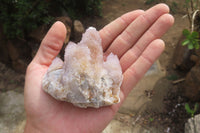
[149,118,154,122]
[185,103,192,113]
[185,103,199,117]
[195,43,200,49]
[183,29,190,37]
[191,31,199,38]
[182,39,190,46]
[188,44,194,49]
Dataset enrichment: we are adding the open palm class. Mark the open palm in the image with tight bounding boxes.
[24,4,174,133]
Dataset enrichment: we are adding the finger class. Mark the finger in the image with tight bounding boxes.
[121,39,165,98]
[99,10,144,51]
[33,21,67,66]
[120,14,174,72]
[104,3,169,57]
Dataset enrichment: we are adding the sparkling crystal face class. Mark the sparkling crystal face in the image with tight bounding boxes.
[42,27,123,108]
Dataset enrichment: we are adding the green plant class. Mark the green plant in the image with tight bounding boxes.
[145,0,155,5]
[166,74,179,81]
[50,0,102,19]
[182,29,200,49]
[145,0,166,5]
[145,0,177,14]
[0,0,53,39]
[170,2,178,14]
[0,0,102,40]
[185,103,199,117]
[149,118,154,122]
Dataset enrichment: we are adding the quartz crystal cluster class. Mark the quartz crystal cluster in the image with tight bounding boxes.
[42,27,123,108]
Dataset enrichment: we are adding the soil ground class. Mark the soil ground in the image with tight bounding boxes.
[0,0,199,133]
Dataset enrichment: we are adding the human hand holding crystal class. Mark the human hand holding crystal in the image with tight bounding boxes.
[24,4,174,133]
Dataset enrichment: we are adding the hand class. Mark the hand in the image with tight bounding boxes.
[24,4,174,133]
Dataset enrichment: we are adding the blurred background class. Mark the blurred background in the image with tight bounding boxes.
[0,0,200,133]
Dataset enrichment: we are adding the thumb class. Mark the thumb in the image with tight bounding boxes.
[33,21,67,66]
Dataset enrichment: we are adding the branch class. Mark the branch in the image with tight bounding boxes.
[172,78,185,84]
[191,10,199,31]
[191,0,194,12]
[187,6,192,27]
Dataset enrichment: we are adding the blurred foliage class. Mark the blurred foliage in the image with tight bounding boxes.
[0,0,53,39]
[183,0,200,50]
[145,0,166,5]
[145,0,178,14]
[166,74,179,81]
[145,0,155,5]
[170,2,178,14]
[0,0,102,39]
[185,103,199,117]
[182,29,200,49]
[50,0,102,19]
[184,0,200,26]
[149,118,154,122]
[184,0,200,10]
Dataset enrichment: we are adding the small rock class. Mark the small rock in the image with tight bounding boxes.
[185,114,200,133]
[172,34,195,71]
[56,16,72,27]
[64,24,71,44]
[73,20,85,42]
[184,63,200,101]
[56,16,72,44]
[190,55,199,63]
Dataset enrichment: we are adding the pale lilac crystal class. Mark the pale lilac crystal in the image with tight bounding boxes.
[42,27,123,108]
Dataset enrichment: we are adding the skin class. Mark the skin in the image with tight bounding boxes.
[24,4,174,133]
